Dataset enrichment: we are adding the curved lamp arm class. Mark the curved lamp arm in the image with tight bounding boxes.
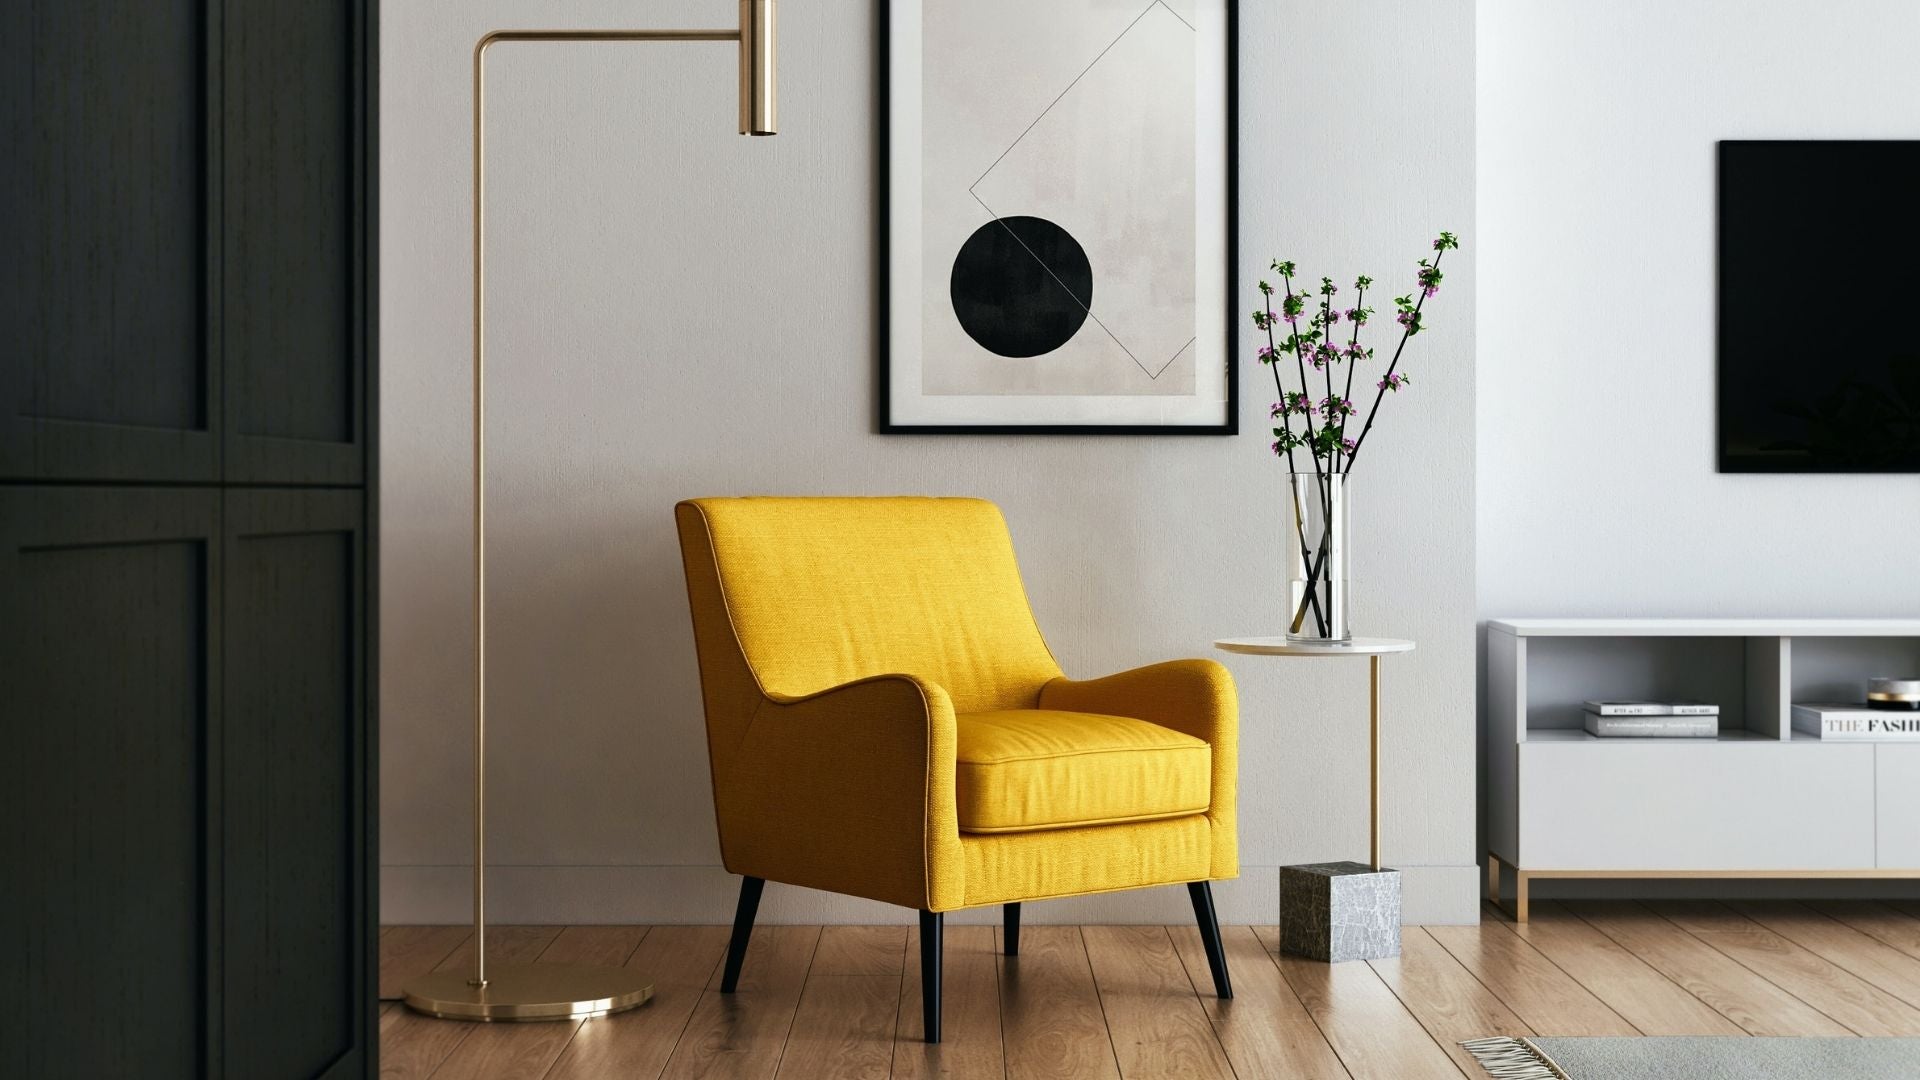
[464,4,776,990]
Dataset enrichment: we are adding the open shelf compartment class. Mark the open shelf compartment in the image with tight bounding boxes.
[1518,634,1785,742]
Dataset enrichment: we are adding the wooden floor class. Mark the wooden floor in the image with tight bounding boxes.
[380,898,1920,1079]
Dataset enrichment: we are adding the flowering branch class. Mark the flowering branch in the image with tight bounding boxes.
[1342,233,1457,471]
[1249,232,1459,637]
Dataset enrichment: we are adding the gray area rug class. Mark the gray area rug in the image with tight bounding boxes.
[1462,1036,1920,1079]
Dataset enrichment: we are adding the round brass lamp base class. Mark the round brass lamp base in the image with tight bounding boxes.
[402,963,654,1022]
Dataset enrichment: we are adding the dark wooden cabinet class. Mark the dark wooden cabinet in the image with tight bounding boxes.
[2,0,369,487]
[1,2,375,1077]
[0,1,218,483]
[223,0,368,486]
[0,490,220,1079]
[222,491,370,1079]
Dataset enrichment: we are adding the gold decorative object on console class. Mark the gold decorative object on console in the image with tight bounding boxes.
[402,0,779,1024]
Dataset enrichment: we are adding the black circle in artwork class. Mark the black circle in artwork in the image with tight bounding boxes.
[950,216,1093,358]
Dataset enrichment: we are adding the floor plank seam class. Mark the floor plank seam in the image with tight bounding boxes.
[1258,927,1355,1080]
[1474,912,1645,1037]
[1833,903,1920,967]
[1078,927,1128,1079]
[1366,929,1475,1078]
[1720,899,1920,1034]
[534,924,600,1080]
[1476,908,1636,1034]
[1560,902,1760,1037]
[422,1029,470,1080]
[1759,903,1920,1016]
[422,1010,478,1078]
[769,927,827,1079]
[1163,925,1241,1080]
[887,927,907,1080]
[991,926,1009,1080]
[657,936,737,1080]
[1538,899,1737,1037]
[1636,901,1863,1037]
[401,927,473,1001]
[1696,899,1900,1035]
[539,1008,594,1080]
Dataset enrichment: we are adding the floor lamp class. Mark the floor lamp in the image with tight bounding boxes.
[402,1,778,1023]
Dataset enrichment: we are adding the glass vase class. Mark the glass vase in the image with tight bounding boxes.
[1285,471,1349,642]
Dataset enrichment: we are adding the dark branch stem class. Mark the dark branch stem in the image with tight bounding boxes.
[1283,273,1335,636]
[1267,284,1327,636]
[1321,291,1336,468]
[1343,247,1447,473]
[1337,285,1365,473]
[1263,313,1302,476]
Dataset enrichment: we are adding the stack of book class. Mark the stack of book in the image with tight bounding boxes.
[1792,703,1920,741]
[1582,700,1719,738]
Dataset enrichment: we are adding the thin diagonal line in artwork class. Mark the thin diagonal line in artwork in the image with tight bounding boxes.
[967,0,1193,193]
[962,1,1199,382]
[1156,0,1196,32]
[973,191,1158,380]
[1152,336,1197,379]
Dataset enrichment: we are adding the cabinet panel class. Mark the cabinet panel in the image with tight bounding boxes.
[0,488,220,1079]
[222,490,368,1078]
[0,0,218,482]
[222,0,366,484]
[1519,742,1876,870]
[1877,745,1920,869]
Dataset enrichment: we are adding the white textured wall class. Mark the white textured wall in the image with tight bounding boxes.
[1478,0,1920,620]
[381,0,1478,926]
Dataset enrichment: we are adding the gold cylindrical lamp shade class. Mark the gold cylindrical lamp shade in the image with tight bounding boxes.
[739,0,776,135]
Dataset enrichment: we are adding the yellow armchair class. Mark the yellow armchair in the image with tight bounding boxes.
[675,496,1237,1042]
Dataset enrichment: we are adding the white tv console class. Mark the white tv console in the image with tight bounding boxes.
[1485,618,1920,921]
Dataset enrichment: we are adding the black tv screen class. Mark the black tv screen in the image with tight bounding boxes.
[1719,140,1920,472]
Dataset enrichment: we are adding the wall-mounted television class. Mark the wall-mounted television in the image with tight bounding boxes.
[1719,140,1920,473]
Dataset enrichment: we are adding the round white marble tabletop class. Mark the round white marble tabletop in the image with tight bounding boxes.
[1213,636,1416,657]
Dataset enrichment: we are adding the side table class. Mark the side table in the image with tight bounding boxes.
[1214,636,1415,962]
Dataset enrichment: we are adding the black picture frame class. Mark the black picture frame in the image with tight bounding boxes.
[1717,139,1920,473]
[878,1,1239,436]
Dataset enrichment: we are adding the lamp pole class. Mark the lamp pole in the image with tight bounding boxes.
[403,1,777,1023]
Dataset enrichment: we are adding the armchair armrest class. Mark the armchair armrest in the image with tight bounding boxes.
[719,674,965,912]
[1040,659,1238,878]
[1039,658,1236,747]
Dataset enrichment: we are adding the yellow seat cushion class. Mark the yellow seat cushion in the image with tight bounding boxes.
[954,710,1211,834]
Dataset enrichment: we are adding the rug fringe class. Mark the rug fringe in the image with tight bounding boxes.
[1460,1037,1572,1080]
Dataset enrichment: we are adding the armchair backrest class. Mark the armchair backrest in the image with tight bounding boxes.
[675,497,1062,720]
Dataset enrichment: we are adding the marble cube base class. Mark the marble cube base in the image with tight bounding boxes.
[1280,861,1402,963]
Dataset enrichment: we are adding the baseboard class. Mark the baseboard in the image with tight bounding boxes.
[380,862,1483,926]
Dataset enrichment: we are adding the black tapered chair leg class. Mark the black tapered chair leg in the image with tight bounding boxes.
[919,910,944,1043]
[1187,881,1233,999]
[1003,902,1021,956]
[720,876,765,993]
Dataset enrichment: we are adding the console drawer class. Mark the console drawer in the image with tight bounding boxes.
[1517,741,1875,870]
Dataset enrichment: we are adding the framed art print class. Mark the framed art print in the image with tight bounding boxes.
[883,0,1238,434]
